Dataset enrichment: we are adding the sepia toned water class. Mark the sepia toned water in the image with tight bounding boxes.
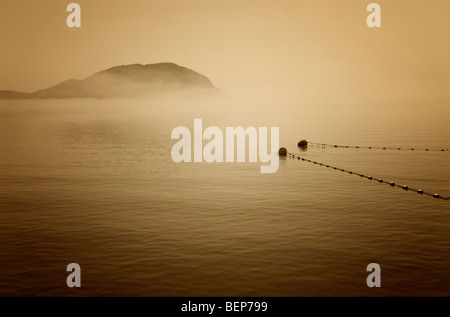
[0,97,449,296]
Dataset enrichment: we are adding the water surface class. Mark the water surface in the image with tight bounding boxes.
[0,97,449,296]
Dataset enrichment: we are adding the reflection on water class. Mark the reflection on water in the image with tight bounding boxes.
[0,98,449,296]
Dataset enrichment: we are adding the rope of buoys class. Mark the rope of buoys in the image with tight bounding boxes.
[307,141,449,152]
[284,151,449,201]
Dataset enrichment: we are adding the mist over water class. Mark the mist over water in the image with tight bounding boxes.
[0,94,449,296]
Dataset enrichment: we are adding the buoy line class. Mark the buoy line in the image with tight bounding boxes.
[285,151,449,201]
[308,142,449,152]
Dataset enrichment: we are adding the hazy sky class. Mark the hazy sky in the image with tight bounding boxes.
[1,0,449,107]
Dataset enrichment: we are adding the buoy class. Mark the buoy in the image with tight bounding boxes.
[297,139,308,148]
[278,147,287,156]
[378,179,383,183]
[390,182,395,186]
[418,189,424,194]
[402,185,408,190]
[433,193,440,198]
[368,176,373,180]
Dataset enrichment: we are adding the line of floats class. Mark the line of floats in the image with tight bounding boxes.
[278,140,449,200]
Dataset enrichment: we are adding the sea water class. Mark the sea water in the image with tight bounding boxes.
[0,97,449,296]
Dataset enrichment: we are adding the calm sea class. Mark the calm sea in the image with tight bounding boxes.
[0,97,449,296]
